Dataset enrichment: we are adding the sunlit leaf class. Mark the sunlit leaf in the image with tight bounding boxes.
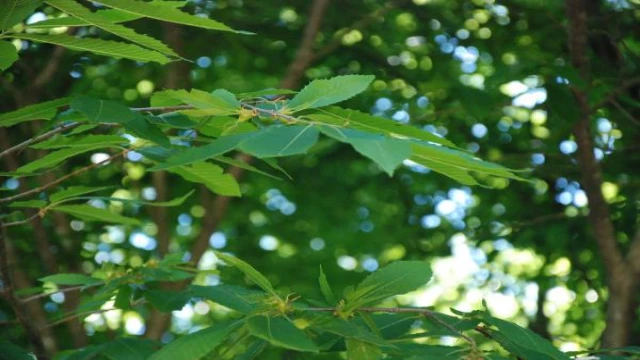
[93,0,248,33]
[306,107,456,147]
[13,33,171,63]
[239,125,319,158]
[190,285,267,314]
[46,0,179,57]
[346,339,382,360]
[345,261,432,310]
[318,265,336,305]
[168,162,240,196]
[320,126,411,176]
[286,75,374,111]
[0,97,70,127]
[215,252,276,295]
[39,273,102,286]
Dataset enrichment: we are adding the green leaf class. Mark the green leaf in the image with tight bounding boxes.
[26,1,188,28]
[420,312,480,337]
[320,127,411,176]
[410,142,525,182]
[152,89,240,115]
[246,316,319,352]
[0,341,36,360]
[8,200,47,208]
[71,96,169,146]
[45,0,179,57]
[0,97,70,127]
[145,289,192,312]
[306,107,456,147]
[51,204,141,225]
[139,267,194,282]
[149,320,242,360]
[481,313,571,360]
[39,273,102,286]
[190,285,267,314]
[168,162,241,196]
[125,114,171,147]
[346,261,432,310]
[101,338,158,360]
[408,156,479,185]
[286,75,375,111]
[13,33,171,64]
[16,144,116,173]
[239,125,319,158]
[31,135,129,149]
[150,132,255,171]
[214,156,282,180]
[0,41,18,71]
[71,95,136,123]
[311,314,387,346]
[346,339,382,360]
[215,252,276,295]
[0,0,42,30]
[237,88,297,99]
[318,266,336,305]
[93,0,248,33]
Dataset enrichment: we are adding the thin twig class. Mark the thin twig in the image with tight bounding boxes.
[0,122,81,159]
[131,105,193,112]
[591,76,640,110]
[0,149,127,204]
[610,99,640,126]
[303,306,477,348]
[1,213,41,228]
[41,307,116,329]
[20,283,102,303]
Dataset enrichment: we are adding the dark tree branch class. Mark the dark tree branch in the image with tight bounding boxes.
[566,0,637,348]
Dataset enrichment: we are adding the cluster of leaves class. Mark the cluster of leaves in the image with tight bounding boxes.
[0,0,247,70]
[1,74,523,222]
[3,252,593,360]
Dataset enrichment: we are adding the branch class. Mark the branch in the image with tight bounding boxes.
[591,76,640,110]
[0,149,127,204]
[0,224,50,358]
[626,227,640,275]
[0,121,81,160]
[279,0,331,90]
[20,283,102,303]
[566,0,634,348]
